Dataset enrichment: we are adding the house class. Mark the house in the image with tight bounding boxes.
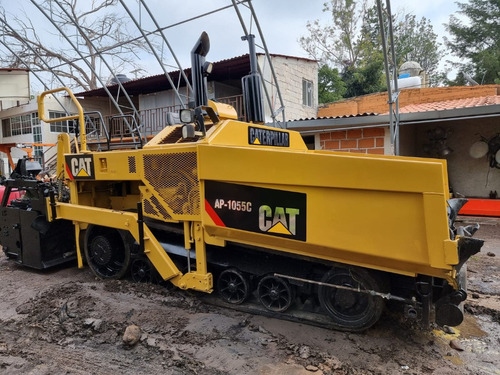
[0,53,318,175]
[71,53,317,137]
[287,85,500,202]
[0,94,77,175]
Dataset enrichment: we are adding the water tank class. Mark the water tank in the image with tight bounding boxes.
[398,76,422,89]
[110,74,131,85]
[399,61,423,77]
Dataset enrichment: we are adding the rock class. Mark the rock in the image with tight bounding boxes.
[239,319,249,327]
[123,324,141,347]
[487,252,496,257]
[299,345,311,359]
[146,337,157,347]
[305,364,319,372]
[449,339,464,351]
[84,318,103,331]
[472,293,480,299]
[15,302,34,314]
[258,326,270,334]
[443,325,455,334]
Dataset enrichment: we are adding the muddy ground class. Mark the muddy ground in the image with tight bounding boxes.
[0,217,498,375]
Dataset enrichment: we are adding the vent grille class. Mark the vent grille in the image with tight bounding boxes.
[150,195,172,220]
[143,152,199,215]
[128,156,136,173]
[144,199,155,215]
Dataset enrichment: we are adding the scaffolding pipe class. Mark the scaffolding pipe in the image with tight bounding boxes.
[30,0,142,147]
[119,0,187,109]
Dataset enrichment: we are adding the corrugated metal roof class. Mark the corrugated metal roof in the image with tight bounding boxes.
[74,53,316,98]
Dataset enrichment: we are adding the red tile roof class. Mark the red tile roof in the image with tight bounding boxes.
[396,95,500,114]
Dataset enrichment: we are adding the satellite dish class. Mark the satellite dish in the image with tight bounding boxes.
[469,141,488,158]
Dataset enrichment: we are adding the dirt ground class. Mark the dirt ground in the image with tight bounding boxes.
[0,217,498,375]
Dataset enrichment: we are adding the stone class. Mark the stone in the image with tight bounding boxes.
[449,339,464,351]
[305,364,319,372]
[123,324,141,347]
[443,325,455,334]
[299,345,311,359]
[487,252,496,257]
[15,302,34,315]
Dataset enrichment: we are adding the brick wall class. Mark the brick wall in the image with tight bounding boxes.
[319,127,385,154]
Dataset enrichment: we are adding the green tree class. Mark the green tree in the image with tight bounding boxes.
[342,59,385,98]
[362,7,443,84]
[301,1,443,100]
[445,0,500,84]
[318,65,346,103]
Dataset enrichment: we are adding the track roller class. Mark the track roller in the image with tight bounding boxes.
[217,268,251,304]
[131,257,155,283]
[257,275,294,312]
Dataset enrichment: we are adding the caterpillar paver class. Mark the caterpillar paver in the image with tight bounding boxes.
[0,33,483,331]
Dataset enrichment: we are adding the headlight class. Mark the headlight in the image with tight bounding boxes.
[180,109,194,123]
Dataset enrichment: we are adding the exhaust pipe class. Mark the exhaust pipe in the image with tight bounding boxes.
[191,32,210,108]
[241,34,264,124]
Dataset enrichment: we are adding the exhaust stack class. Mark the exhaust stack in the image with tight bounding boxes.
[242,34,264,124]
[191,32,210,108]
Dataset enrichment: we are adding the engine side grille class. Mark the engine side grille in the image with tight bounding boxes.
[128,156,136,173]
[143,152,200,215]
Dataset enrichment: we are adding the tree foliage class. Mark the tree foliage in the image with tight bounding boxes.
[301,0,443,101]
[445,0,500,84]
[0,0,148,90]
[318,65,346,103]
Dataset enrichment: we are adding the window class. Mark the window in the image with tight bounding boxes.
[2,118,11,137]
[49,111,70,133]
[1,112,38,138]
[11,116,22,136]
[302,79,313,107]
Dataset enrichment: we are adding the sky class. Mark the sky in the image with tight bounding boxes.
[0,0,462,89]
[131,0,460,72]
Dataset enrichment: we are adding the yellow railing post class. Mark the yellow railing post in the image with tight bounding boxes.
[38,87,88,153]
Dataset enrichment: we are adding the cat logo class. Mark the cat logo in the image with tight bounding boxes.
[65,155,95,180]
[248,126,289,147]
[258,205,300,236]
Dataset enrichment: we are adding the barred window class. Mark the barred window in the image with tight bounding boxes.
[49,111,70,133]
[302,79,313,107]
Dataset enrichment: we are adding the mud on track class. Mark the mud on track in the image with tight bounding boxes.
[0,217,498,375]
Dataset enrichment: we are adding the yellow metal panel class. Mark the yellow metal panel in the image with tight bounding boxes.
[198,143,455,281]
[53,202,182,281]
[198,145,448,193]
[208,100,238,120]
[207,120,308,150]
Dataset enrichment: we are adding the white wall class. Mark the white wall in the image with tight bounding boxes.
[413,117,500,198]
[265,56,318,122]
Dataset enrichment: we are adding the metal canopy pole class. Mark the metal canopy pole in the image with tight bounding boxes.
[30,0,143,147]
[231,0,286,128]
[119,0,188,109]
[51,0,144,145]
[376,0,400,155]
[138,0,193,95]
